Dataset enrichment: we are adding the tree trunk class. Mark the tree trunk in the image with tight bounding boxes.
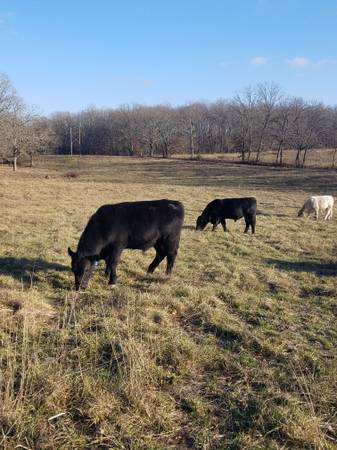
[275,145,281,165]
[189,121,195,159]
[247,147,252,161]
[162,142,169,158]
[255,137,263,162]
[295,149,301,167]
[247,127,252,161]
[70,127,73,156]
[255,131,266,163]
[241,137,245,161]
[13,156,17,171]
[331,147,337,168]
[30,154,34,167]
[280,147,284,166]
[302,148,308,168]
[255,146,261,163]
[275,142,284,165]
[78,124,82,155]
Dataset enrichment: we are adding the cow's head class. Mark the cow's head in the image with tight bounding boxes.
[196,214,208,231]
[68,247,94,291]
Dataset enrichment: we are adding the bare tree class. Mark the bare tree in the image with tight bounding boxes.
[0,97,31,171]
[271,99,295,165]
[117,105,142,156]
[208,101,233,153]
[178,103,206,158]
[0,73,18,115]
[324,107,337,168]
[254,82,282,162]
[155,106,178,158]
[288,100,325,168]
[25,117,57,166]
[0,74,22,163]
[232,86,257,161]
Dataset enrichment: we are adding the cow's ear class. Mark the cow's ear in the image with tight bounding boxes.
[68,247,76,258]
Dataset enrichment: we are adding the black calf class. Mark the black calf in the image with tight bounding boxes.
[68,199,184,290]
[196,197,257,234]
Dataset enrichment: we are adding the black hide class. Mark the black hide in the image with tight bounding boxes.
[68,199,184,290]
[196,197,257,234]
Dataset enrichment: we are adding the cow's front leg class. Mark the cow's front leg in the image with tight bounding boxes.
[107,247,123,285]
[104,257,111,277]
[212,220,220,231]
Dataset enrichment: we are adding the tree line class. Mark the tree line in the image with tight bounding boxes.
[0,74,55,170]
[1,73,337,169]
[49,83,337,167]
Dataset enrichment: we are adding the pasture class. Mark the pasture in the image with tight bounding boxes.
[0,156,337,449]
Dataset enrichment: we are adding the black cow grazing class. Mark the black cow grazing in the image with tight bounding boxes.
[196,197,257,234]
[68,199,184,290]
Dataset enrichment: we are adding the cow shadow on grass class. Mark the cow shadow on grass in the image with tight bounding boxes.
[182,225,196,230]
[122,265,167,284]
[266,258,337,276]
[0,256,69,289]
[258,212,289,218]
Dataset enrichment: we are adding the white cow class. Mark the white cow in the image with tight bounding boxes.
[298,195,334,220]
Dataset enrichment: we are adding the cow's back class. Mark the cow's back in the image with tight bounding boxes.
[106,199,183,229]
[220,197,256,219]
[305,196,333,210]
[82,199,184,253]
[318,195,334,208]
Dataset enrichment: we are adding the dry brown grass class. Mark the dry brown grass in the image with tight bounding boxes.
[0,156,337,449]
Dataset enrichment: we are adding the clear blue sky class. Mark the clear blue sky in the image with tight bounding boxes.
[1,0,337,114]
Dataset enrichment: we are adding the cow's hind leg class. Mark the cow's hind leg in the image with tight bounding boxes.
[107,246,123,285]
[166,247,178,275]
[147,241,166,274]
[165,236,180,275]
[324,208,328,220]
[324,207,332,220]
[250,215,256,234]
[244,214,256,234]
[244,216,250,233]
[221,219,228,232]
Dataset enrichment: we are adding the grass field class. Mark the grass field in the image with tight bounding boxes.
[1,156,337,450]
